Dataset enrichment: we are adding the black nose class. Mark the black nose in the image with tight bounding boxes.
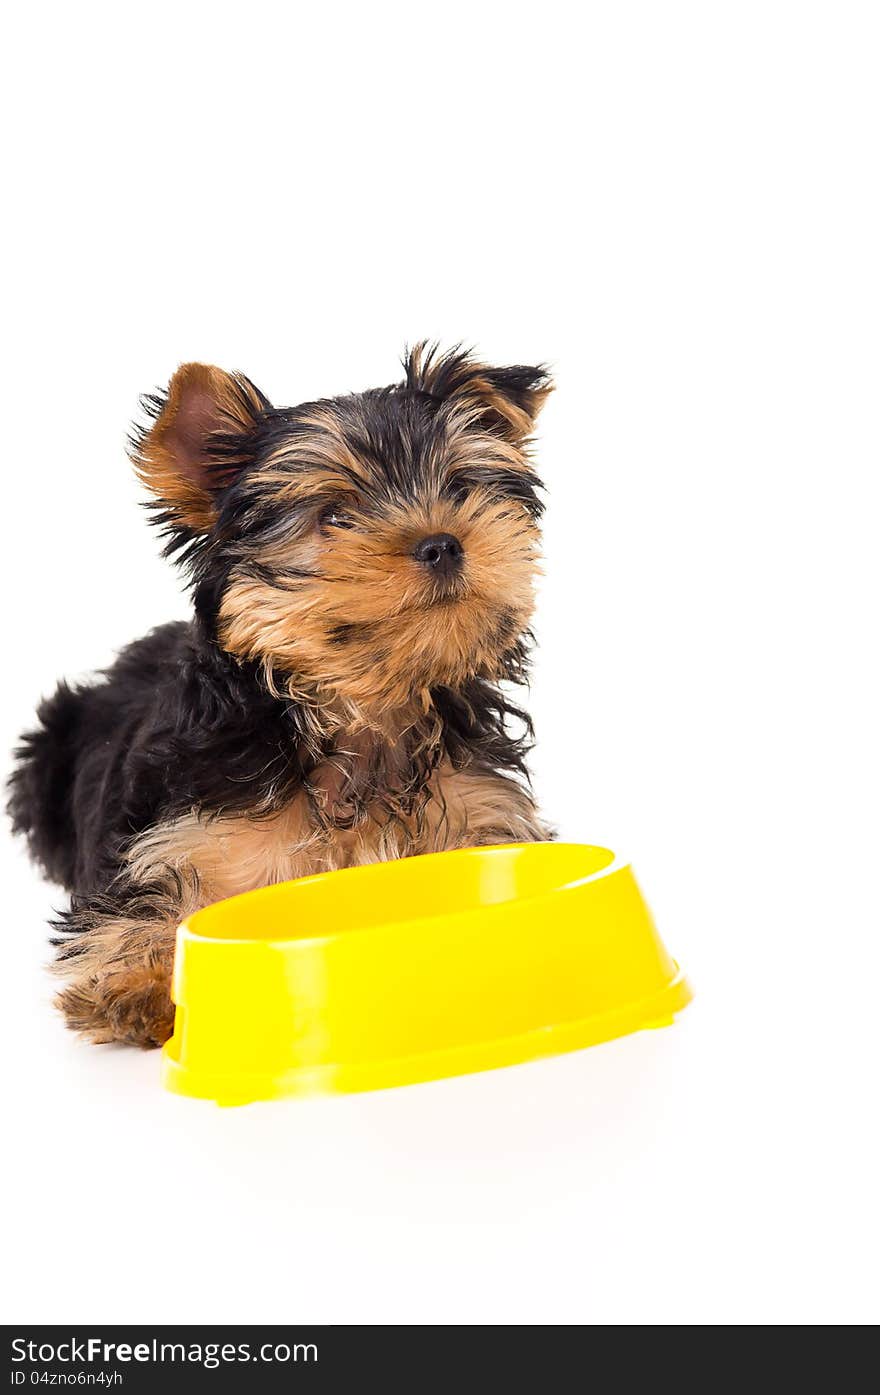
[412,532,464,575]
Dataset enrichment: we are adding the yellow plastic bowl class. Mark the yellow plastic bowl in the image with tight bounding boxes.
[161,842,692,1104]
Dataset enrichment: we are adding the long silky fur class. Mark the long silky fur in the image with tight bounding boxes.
[8,344,553,1047]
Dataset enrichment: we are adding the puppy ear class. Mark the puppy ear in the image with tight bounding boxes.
[130,363,271,535]
[404,343,553,444]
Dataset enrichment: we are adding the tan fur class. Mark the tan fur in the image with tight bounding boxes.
[131,362,264,533]
[406,342,553,443]
[125,760,546,897]
[56,762,547,1046]
[253,407,380,501]
[219,488,540,717]
[53,874,202,1047]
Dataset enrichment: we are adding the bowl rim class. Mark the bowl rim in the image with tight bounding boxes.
[179,841,627,948]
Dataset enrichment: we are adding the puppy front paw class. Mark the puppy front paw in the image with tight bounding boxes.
[56,960,175,1048]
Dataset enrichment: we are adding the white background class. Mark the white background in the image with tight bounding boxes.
[2,2,877,1325]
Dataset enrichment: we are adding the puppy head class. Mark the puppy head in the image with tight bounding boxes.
[132,345,552,720]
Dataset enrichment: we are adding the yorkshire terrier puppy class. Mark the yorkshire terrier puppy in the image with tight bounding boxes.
[9,345,553,1047]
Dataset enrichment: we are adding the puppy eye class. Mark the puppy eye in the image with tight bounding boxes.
[319,501,356,531]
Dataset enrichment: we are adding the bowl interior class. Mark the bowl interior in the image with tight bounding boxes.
[184,842,616,943]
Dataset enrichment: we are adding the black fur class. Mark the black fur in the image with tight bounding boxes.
[10,620,537,898]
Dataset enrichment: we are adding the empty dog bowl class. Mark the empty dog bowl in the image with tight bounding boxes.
[161,842,692,1105]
